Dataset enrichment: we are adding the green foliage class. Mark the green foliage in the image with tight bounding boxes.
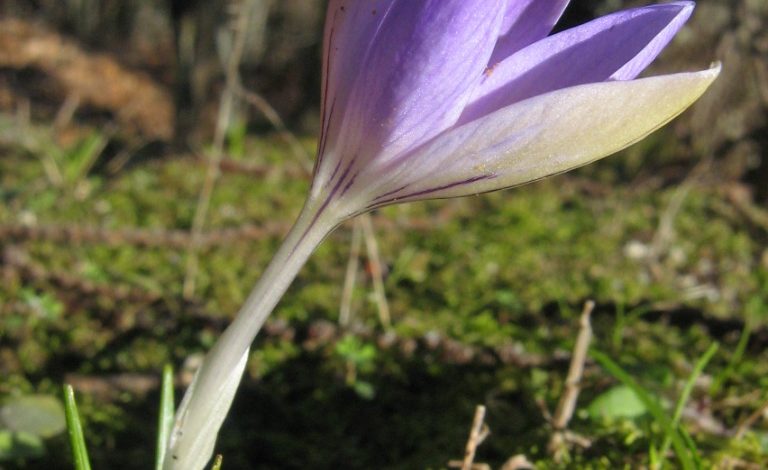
[63,385,91,470]
[226,119,249,160]
[656,343,719,465]
[0,394,66,461]
[0,431,45,460]
[155,365,175,470]
[334,335,377,399]
[591,350,701,470]
[57,132,107,189]
[1,395,66,438]
[587,385,648,421]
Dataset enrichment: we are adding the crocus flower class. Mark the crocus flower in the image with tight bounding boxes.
[165,1,719,468]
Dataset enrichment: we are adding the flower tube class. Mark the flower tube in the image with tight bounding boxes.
[165,1,719,468]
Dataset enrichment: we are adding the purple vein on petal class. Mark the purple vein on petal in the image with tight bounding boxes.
[315,98,337,176]
[315,7,339,177]
[340,170,360,197]
[366,174,496,210]
[371,183,411,203]
[319,1,399,171]
[319,18,336,133]
[327,158,342,188]
[292,155,358,255]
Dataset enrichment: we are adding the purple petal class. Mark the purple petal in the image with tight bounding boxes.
[357,65,720,206]
[317,0,395,174]
[317,0,504,179]
[490,0,570,65]
[460,1,694,125]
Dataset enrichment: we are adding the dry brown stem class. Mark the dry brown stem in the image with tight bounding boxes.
[447,405,490,470]
[183,0,254,298]
[360,214,391,329]
[0,222,289,248]
[734,398,768,440]
[500,455,534,470]
[548,300,595,461]
[339,219,363,327]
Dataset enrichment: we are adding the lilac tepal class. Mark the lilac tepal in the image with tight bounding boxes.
[166,2,719,469]
[309,0,717,219]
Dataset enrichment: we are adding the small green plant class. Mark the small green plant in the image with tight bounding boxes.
[57,131,108,191]
[61,366,223,470]
[0,394,66,461]
[63,385,91,470]
[156,365,175,470]
[592,343,719,470]
[334,335,378,399]
[587,384,648,422]
[225,119,248,160]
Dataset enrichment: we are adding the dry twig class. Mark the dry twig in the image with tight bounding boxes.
[339,219,363,327]
[648,158,712,279]
[448,405,490,470]
[183,0,255,298]
[360,214,391,329]
[0,214,443,249]
[234,83,313,174]
[548,300,595,461]
[500,455,534,470]
[0,222,289,249]
[724,184,768,234]
[734,398,768,440]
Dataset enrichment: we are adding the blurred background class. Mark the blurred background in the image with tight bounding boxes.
[1,1,767,468]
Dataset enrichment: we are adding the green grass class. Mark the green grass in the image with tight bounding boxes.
[1,121,767,468]
[63,385,91,470]
[155,365,175,470]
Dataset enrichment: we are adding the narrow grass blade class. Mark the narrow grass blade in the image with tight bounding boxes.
[611,304,652,351]
[590,350,696,470]
[211,454,223,470]
[658,343,718,466]
[156,364,176,470]
[63,385,92,470]
[649,443,661,469]
[711,319,751,396]
[680,427,703,468]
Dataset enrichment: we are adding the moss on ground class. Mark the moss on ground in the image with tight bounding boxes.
[1,127,767,468]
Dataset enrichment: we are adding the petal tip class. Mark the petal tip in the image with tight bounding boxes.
[669,1,696,11]
[662,1,695,22]
[697,61,722,85]
[670,1,695,24]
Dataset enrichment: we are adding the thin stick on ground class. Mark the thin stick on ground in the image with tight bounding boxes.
[735,397,768,440]
[360,213,391,329]
[234,84,313,174]
[500,455,535,470]
[548,300,595,460]
[183,0,256,298]
[53,93,80,131]
[12,97,64,187]
[339,218,363,327]
[449,405,490,470]
[649,158,712,269]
